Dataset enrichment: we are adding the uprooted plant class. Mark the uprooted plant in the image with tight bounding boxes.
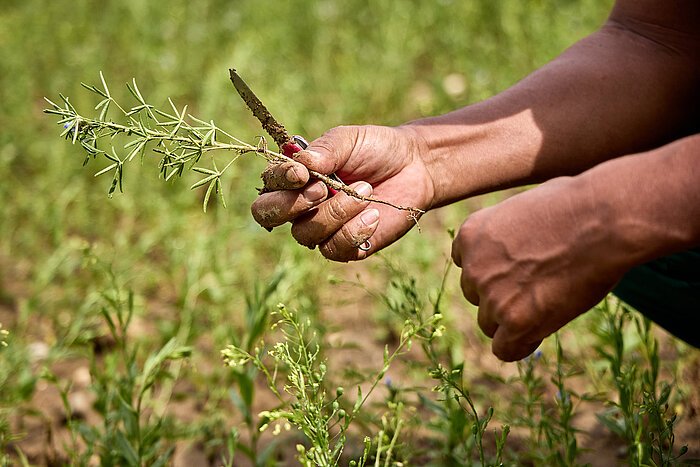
[44,72,424,217]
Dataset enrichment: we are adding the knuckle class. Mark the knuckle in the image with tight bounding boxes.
[326,198,351,223]
[337,222,367,248]
[318,220,369,262]
[499,308,532,333]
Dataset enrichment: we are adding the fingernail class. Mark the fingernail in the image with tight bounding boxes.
[295,149,319,163]
[285,165,302,183]
[304,182,326,202]
[354,182,372,197]
[360,209,379,226]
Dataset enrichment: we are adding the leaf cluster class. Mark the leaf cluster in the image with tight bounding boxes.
[44,73,282,211]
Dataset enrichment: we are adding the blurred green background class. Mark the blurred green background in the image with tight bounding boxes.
[0,0,612,301]
[0,0,631,463]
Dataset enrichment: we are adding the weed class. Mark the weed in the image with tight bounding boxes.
[223,302,442,466]
[3,0,698,465]
[594,298,693,466]
[42,257,193,466]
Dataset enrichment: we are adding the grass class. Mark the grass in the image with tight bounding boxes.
[1,0,698,465]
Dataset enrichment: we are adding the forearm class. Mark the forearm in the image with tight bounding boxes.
[582,133,700,271]
[405,4,699,208]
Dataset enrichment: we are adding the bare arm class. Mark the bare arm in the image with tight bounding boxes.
[411,0,700,208]
[452,133,700,361]
[250,0,700,262]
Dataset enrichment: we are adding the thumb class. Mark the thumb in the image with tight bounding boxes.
[294,125,359,175]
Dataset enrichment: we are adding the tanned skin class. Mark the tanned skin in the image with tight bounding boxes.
[250,0,700,361]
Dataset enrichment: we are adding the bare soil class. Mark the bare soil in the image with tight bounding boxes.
[1,247,698,466]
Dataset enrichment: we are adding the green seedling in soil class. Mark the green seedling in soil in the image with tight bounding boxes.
[0,323,34,466]
[44,73,423,216]
[412,264,509,467]
[222,303,441,467]
[504,336,594,466]
[223,272,287,467]
[42,260,193,467]
[594,298,694,466]
[356,253,509,466]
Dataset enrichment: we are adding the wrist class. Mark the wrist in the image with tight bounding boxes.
[580,134,700,270]
[401,105,546,209]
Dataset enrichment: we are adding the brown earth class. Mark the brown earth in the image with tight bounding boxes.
[1,240,698,466]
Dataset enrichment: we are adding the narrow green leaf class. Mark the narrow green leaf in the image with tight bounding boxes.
[202,128,215,147]
[114,430,139,466]
[71,119,79,144]
[43,97,61,110]
[103,148,120,163]
[217,178,227,208]
[127,140,146,162]
[99,100,110,121]
[187,114,209,126]
[99,70,110,98]
[59,122,75,138]
[108,172,119,197]
[117,165,124,193]
[354,386,363,412]
[94,163,117,177]
[165,165,180,181]
[151,446,175,467]
[203,179,216,212]
[80,82,108,98]
[190,174,217,190]
[59,93,77,113]
[192,167,217,175]
[153,108,177,122]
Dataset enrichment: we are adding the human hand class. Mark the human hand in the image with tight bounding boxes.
[451,176,627,361]
[251,125,435,261]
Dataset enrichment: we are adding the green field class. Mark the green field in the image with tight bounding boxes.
[1,1,698,465]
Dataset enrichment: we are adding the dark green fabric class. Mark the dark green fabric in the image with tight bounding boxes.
[613,247,700,348]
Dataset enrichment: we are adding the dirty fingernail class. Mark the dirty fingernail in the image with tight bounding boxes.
[354,182,373,197]
[285,165,303,183]
[304,182,326,202]
[360,209,379,226]
[295,149,318,163]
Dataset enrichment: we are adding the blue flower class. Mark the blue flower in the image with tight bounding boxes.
[523,349,543,362]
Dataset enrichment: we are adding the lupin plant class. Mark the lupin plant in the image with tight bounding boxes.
[44,72,287,211]
[221,303,442,466]
[44,72,424,215]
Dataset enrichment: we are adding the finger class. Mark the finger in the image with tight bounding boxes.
[319,209,379,262]
[476,305,498,338]
[251,181,327,229]
[491,328,542,362]
[260,161,309,191]
[459,271,480,306]
[450,231,465,268]
[291,181,372,247]
[293,126,358,175]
